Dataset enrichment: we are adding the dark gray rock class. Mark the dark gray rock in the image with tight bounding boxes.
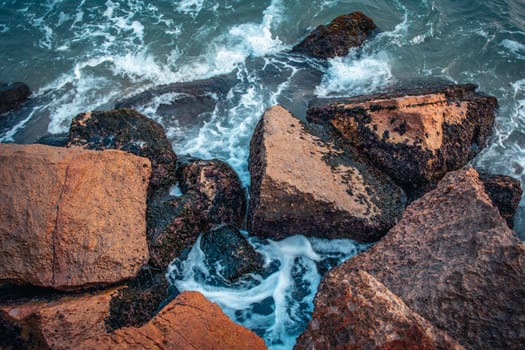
[0,82,31,115]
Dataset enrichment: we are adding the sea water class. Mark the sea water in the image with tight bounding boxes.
[1,0,524,348]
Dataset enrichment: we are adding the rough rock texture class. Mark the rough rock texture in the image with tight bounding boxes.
[79,291,267,350]
[106,265,169,330]
[0,144,150,290]
[0,82,31,115]
[480,173,522,229]
[114,74,238,127]
[147,158,246,269]
[248,105,406,242]
[200,225,264,283]
[308,84,497,195]
[295,270,463,350]
[67,109,177,192]
[292,12,377,59]
[322,168,525,349]
[0,288,122,350]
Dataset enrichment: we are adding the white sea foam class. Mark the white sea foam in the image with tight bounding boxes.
[0,24,9,33]
[175,0,205,17]
[167,234,367,349]
[315,50,393,97]
[501,39,525,59]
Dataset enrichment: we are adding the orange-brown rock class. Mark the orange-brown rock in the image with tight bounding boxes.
[308,84,497,195]
[0,144,150,290]
[295,270,463,350]
[317,168,525,349]
[248,105,406,242]
[79,291,267,350]
[292,12,377,59]
[0,288,122,350]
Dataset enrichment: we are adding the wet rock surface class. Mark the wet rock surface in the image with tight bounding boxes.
[0,82,31,115]
[308,84,497,197]
[0,144,150,290]
[79,291,267,350]
[147,157,246,269]
[248,105,406,242]
[0,288,122,350]
[67,109,177,192]
[200,225,264,283]
[314,168,525,349]
[292,12,377,59]
[480,173,522,229]
[114,74,238,127]
[295,270,463,350]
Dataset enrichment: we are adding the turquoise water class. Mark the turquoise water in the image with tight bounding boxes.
[1,0,525,348]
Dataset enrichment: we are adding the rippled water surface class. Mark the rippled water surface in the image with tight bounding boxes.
[1,0,524,348]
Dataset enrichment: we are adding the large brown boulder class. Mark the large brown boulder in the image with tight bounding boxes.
[0,288,122,350]
[292,12,377,59]
[295,270,463,350]
[0,144,150,290]
[248,105,406,242]
[67,109,177,192]
[79,291,267,350]
[308,84,497,196]
[147,157,246,269]
[0,82,31,115]
[309,168,525,349]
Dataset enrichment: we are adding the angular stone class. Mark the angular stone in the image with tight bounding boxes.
[292,12,377,59]
[79,291,267,350]
[0,82,31,115]
[0,144,150,290]
[329,168,525,349]
[296,270,463,350]
[248,105,406,242]
[480,173,522,229]
[0,288,122,350]
[67,109,177,192]
[147,158,246,269]
[200,225,264,283]
[308,85,497,194]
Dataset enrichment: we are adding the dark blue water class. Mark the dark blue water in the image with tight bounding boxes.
[1,0,524,348]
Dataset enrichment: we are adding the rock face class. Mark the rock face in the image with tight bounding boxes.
[148,158,246,269]
[67,109,177,192]
[248,105,406,242]
[308,84,497,195]
[0,288,122,350]
[200,225,264,283]
[480,173,522,229]
[295,270,464,350]
[292,12,377,59]
[79,291,267,350]
[0,144,150,290]
[0,82,31,115]
[114,74,238,127]
[310,168,525,349]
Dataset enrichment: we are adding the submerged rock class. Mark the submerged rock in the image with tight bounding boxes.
[310,168,525,349]
[79,291,267,350]
[292,12,377,59]
[0,144,150,290]
[67,109,177,192]
[480,173,522,229]
[200,225,264,283]
[114,74,238,127]
[147,158,246,269]
[308,84,497,196]
[0,82,31,115]
[248,105,406,242]
[0,287,122,350]
[295,270,463,350]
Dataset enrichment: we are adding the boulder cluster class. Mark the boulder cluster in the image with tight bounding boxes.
[1,11,524,350]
